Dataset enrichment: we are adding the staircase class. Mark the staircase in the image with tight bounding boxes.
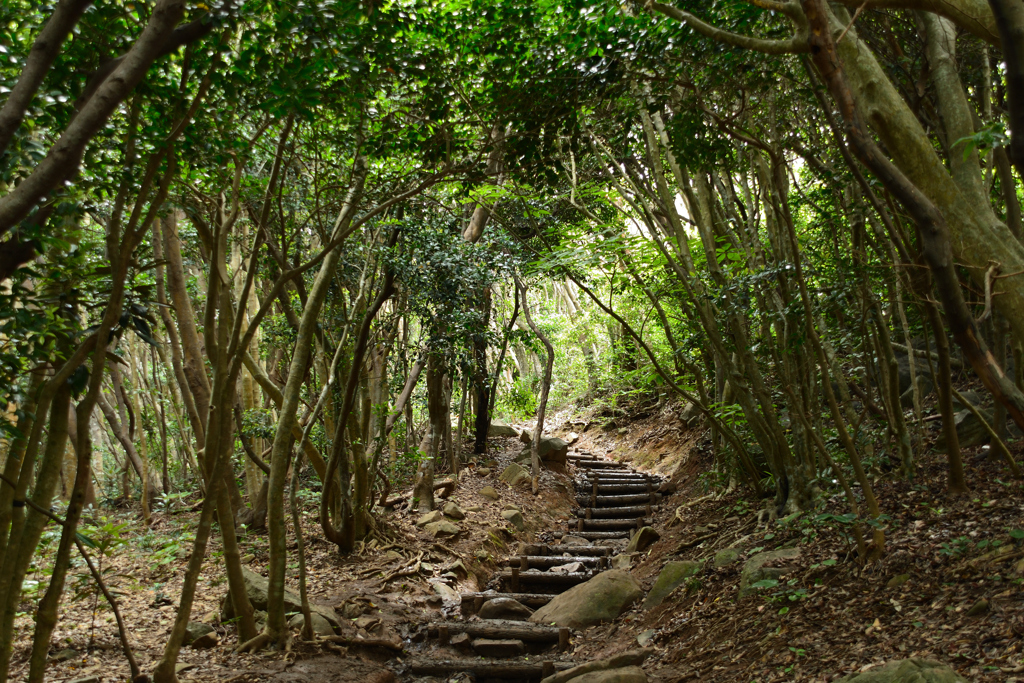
[401,448,663,681]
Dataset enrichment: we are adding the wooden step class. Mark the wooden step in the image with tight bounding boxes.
[498,569,595,591]
[575,482,654,495]
[407,659,574,679]
[572,460,629,469]
[570,517,649,531]
[460,592,555,613]
[584,472,653,481]
[428,620,569,645]
[519,544,613,556]
[505,555,605,570]
[576,504,655,519]
[575,492,661,507]
[557,530,631,540]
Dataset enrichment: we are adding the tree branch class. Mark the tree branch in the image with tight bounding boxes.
[647,0,810,54]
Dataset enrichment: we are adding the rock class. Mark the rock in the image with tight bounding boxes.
[503,503,522,511]
[476,468,491,476]
[472,638,526,657]
[714,548,742,568]
[424,520,460,536]
[451,632,471,649]
[466,505,484,512]
[480,486,500,500]
[565,667,648,683]
[500,463,532,487]
[739,548,801,598]
[442,501,466,520]
[417,510,444,527]
[488,422,520,438]
[221,567,341,630]
[530,570,643,628]
[966,598,990,617]
[69,677,101,683]
[637,629,656,647]
[562,535,590,545]
[626,527,660,553]
[643,561,703,609]
[50,649,79,663]
[550,561,584,573]
[680,402,700,427]
[183,621,214,646]
[517,431,570,465]
[541,651,653,683]
[191,631,219,649]
[501,509,526,531]
[475,549,490,560]
[478,597,534,620]
[201,610,219,624]
[288,612,335,636]
[566,432,580,445]
[887,574,911,589]
[837,658,967,682]
[431,581,460,603]
[610,553,634,570]
[240,553,256,564]
[899,374,934,409]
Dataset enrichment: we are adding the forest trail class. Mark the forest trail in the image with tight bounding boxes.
[399,446,665,681]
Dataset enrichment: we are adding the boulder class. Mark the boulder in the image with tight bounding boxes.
[501,509,526,531]
[478,597,534,621]
[837,658,967,682]
[424,520,460,536]
[472,638,525,657]
[431,581,460,603]
[288,612,335,637]
[566,667,648,683]
[541,651,652,683]
[643,561,702,609]
[500,463,532,487]
[476,467,491,476]
[626,527,660,553]
[610,553,635,570]
[714,548,742,568]
[739,548,801,598]
[480,486,500,500]
[451,632,472,650]
[416,510,444,527]
[183,621,214,646]
[899,374,934,409]
[529,570,642,628]
[680,402,700,427]
[221,567,341,630]
[518,431,570,464]
[488,422,520,438]
[442,501,466,520]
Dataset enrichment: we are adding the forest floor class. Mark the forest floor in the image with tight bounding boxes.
[12,399,1024,682]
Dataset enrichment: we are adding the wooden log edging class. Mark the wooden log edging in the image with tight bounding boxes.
[575,493,661,507]
[460,592,556,612]
[427,620,570,644]
[407,659,575,679]
[504,555,603,570]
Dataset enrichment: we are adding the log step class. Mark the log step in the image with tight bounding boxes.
[505,555,605,570]
[519,544,613,556]
[573,460,629,469]
[560,530,631,540]
[576,483,654,495]
[428,620,568,644]
[584,473,654,481]
[498,570,594,591]
[575,493,661,507]
[570,517,649,531]
[576,505,656,519]
[407,659,575,679]
[460,592,555,612]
